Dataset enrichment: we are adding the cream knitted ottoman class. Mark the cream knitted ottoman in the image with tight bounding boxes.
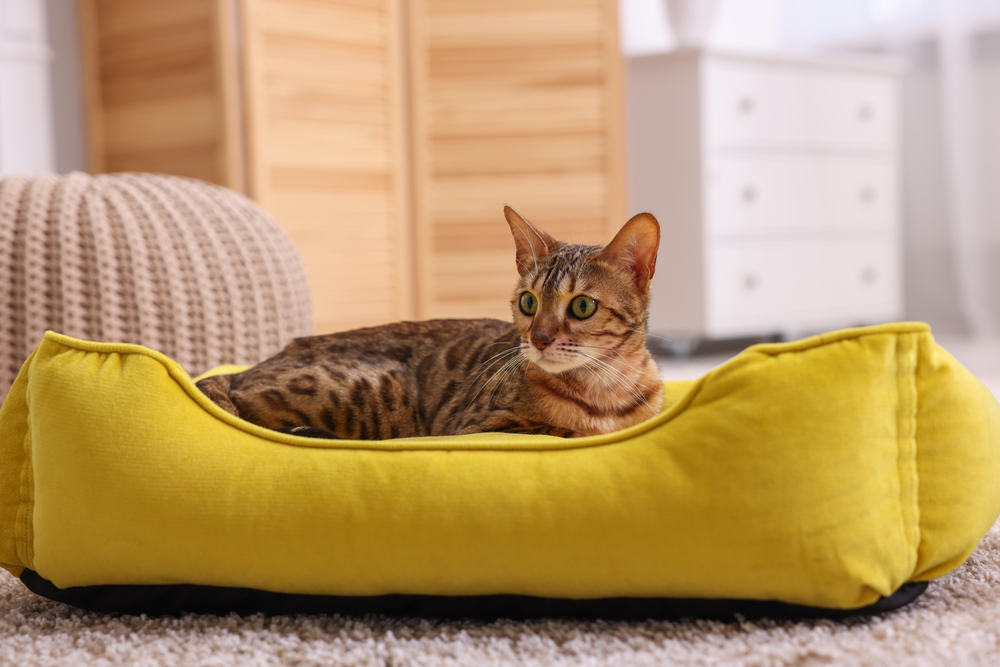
[0,172,313,401]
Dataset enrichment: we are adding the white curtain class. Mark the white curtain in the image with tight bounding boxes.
[934,0,1000,334]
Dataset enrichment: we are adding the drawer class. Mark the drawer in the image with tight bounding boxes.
[704,60,896,150]
[707,239,900,330]
[705,155,896,235]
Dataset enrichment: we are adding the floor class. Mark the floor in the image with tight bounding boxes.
[655,334,1000,400]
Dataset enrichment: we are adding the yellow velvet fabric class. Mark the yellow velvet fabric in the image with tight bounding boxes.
[1,323,998,609]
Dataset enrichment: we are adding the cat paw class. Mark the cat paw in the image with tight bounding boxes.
[276,425,343,439]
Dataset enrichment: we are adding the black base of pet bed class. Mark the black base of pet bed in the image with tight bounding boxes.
[19,569,928,620]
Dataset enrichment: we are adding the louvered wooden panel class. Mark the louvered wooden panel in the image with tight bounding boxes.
[81,0,241,189]
[241,0,411,334]
[408,0,625,320]
[82,0,623,332]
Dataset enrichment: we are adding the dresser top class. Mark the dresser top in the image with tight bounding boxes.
[630,47,903,75]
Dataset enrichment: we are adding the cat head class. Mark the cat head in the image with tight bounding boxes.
[504,206,660,375]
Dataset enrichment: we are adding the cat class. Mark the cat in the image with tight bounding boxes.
[196,206,664,439]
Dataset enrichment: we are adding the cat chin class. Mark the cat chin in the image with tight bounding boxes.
[528,355,586,375]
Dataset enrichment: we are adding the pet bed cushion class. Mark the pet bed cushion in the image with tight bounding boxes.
[1,323,998,615]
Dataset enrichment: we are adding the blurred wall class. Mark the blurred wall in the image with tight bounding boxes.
[45,0,88,173]
[896,33,1000,333]
[0,0,54,173]
[619,0,784,55]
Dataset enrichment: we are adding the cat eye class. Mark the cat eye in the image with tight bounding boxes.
[569,295,597,319]
[519,292,538,316]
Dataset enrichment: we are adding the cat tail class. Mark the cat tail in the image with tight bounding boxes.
[195,374,242,418]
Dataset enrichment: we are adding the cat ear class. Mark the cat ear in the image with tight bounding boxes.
[504,206,556,276]
[596,212,661,291]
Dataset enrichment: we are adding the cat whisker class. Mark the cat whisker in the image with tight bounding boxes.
[476,355,524,413]
[464,347,521,399]
[522,217,551,252]
[469,346,519,374]
[626,328,685,345]
[579,351,644,392]
[463,350,520,405]
[573,344,647,375]
[580,363,656,421]
[521,221,539,269]
[507,252,530,275]
[462,351,524,413]
[576,248,598,276]
[462,373,503,416]
[485,355,525,409]
[576,351,657,418]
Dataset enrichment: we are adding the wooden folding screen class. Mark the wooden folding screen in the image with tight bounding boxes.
[82,0,623,333]
[241,0,411,332]
[408,0,625,319]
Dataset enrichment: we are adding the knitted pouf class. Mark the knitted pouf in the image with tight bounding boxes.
[0,172,313,401]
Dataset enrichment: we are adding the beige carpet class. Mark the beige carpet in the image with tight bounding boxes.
[0,521,997,666]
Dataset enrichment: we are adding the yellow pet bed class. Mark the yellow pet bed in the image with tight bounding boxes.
[2,323,999,618]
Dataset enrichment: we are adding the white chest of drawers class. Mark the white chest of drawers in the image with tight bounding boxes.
[627,49,902,343]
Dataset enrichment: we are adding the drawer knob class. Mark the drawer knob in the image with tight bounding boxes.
[742,186,758,203]
[738,96,755,115]
[858,104,875,121]
[743,274,759,291]
[860,186,877,203]
[861,267,878,284]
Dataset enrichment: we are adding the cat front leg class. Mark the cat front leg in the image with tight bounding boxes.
[513,423,586,437]
[276,425,343,439]
[465,416,584,438]
[508,422,586,438]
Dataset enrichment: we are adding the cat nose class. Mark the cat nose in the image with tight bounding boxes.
[531,333,553,351]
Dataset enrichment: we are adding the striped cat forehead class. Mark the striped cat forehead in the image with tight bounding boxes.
[526,243,602,293]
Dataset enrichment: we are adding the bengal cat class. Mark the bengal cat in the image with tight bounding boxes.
[196,207,664,439]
